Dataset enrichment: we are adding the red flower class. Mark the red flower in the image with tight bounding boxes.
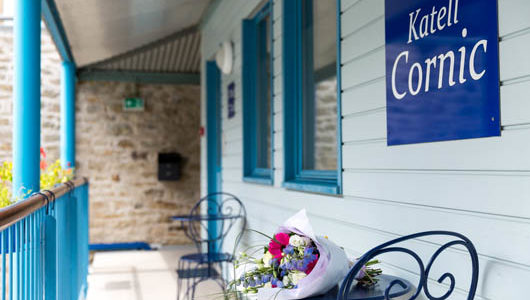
[40,148,46,159]
[268,233,290,259]
[40,160,47,170]
[305,254,319,274]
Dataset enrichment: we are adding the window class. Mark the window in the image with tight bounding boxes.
[283,0,341,194]
[242,2,273,185]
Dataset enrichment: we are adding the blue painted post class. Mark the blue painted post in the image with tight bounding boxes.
[13,0,41,198]
[206,61,221,254]
[60,61,76,169]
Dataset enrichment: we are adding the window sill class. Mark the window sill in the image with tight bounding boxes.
[243,176,273,186]
[282,180,340,195]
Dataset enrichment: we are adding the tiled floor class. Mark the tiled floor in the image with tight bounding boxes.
[86,248,414,300]
[86,246,224,300]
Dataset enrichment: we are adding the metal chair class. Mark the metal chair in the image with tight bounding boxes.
[176,192,246,300]
[338,231,479,300]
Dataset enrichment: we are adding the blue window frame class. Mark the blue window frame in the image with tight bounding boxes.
[282,0,342,195]
[242,2,274,185]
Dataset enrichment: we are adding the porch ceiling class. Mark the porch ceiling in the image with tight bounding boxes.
[53,0,210,69]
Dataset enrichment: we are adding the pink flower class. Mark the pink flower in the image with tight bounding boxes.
[268,233,290,259]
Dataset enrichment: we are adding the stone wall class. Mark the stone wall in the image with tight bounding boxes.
[0,26,201,245]
[0,27,62,163]
[75,81,201,245]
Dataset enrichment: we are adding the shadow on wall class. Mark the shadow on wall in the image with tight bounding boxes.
[75,81,201,245]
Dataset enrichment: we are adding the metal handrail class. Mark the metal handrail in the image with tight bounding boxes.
[0,177,88,231]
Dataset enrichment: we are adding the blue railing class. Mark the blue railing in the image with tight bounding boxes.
[0,178,89,300]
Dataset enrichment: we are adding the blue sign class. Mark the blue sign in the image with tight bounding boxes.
[228,82,236,119]
[385,0,500,146]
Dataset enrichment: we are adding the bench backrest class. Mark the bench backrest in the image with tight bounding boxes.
[338,231,479,300]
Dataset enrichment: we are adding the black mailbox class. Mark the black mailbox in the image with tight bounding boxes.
[158,153,182,181]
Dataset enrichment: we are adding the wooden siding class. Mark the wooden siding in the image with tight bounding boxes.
[201,0,530,299]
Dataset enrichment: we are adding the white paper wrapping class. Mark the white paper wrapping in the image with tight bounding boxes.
[256,209,350,300]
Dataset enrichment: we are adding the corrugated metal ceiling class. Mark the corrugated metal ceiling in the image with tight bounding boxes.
[53,0,210,74]
[79,26,201,74]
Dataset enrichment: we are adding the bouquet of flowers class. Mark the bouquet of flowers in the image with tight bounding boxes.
[228,210,381,299]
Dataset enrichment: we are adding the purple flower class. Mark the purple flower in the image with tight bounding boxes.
[270,258,279,267]
[304,247,314,256]
[285,261,292,269]
[302,257,312,268]
[276,280,284,288]
[355,265,367,280]
[286,260,301,271]
[297,260,304,270]
[283,245,295,255]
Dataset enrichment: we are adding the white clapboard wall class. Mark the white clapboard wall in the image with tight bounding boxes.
[200,0,530,299]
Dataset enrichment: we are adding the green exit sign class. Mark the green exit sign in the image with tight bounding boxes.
[123,97,144,111]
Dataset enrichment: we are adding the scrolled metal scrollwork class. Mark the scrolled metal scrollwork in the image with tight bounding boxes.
[186,192,247,255]
[337,231,479,300]
[384,279,409,300]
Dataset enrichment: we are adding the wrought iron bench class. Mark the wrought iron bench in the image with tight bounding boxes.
[337,231,479,300]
